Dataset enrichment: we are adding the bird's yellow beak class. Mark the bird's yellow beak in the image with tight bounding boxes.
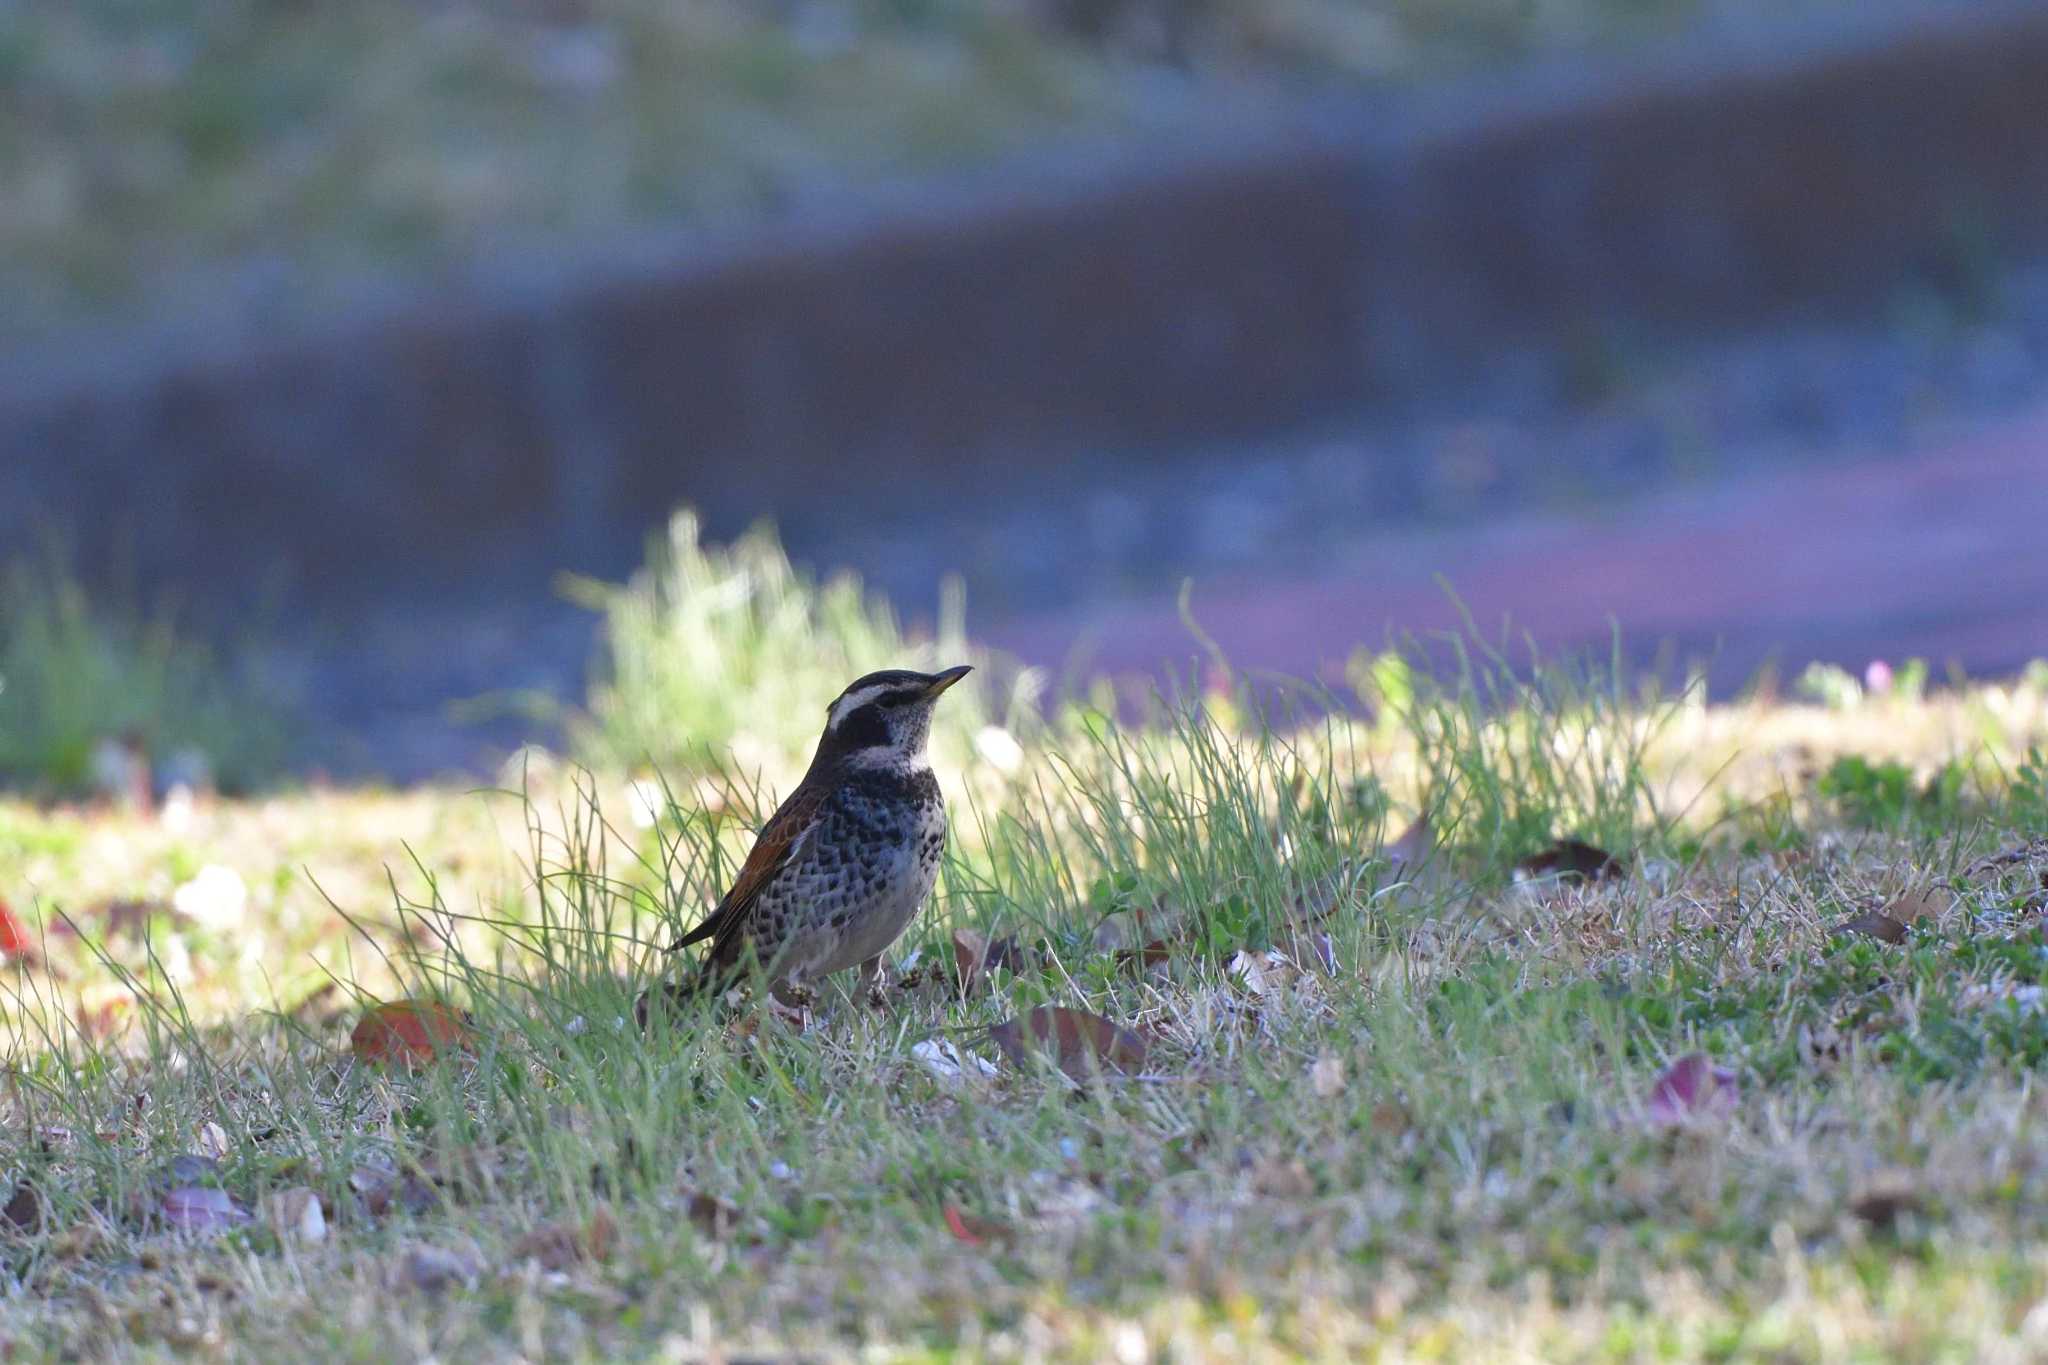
[924,664,973,697]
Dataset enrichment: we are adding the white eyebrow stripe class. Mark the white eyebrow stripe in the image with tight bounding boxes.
[826,683,893,730]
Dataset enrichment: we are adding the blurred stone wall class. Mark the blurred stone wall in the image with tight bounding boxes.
[3,2,2046,614]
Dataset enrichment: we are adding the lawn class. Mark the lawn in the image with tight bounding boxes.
[1,0,1816,345]
[4,588,2048,1359]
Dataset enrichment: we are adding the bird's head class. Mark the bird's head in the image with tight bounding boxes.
[818,665,972,765]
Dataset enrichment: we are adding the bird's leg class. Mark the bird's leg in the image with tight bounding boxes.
[858,955,890,1010]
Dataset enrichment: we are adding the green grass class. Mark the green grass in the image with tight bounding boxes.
[1,0,1826,344]
[564,508,1023,779]
[0,552,290,797]
[4,627,2048,1358]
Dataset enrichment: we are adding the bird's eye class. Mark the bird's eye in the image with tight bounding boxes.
[880,693,911,709]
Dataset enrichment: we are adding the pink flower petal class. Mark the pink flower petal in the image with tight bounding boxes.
[1645,1053,1739,1127]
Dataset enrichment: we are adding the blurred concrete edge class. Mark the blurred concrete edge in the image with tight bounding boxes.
[4,0,2045,613]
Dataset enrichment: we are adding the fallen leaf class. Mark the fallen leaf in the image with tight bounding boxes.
[1115,940,1174,975]
[682,1190,740,1240]
[1644,1053,1739,1128]
[161,1185,250,1234]
[351,1001,474,1067]
[401,1244,480,1294]
[349,1164,440,1218]
[988,1007,1147,1081]
[1885,886,1949,926]
[510,1204,616,1270]
[1250,1157,1314,1198]
[951,928,1025,995]
[0,898,32,958]
[1370,1102,1410,1137]
[942,1203,1010,1246]
[1515,839,1623,884]
[196,1121,230,1161]
[1838,911,1909,945]
[3,1178,44,1232]
[266,1187,327,1245]
[1849,1172,1923,1229]
[1310,1054,1346,1098]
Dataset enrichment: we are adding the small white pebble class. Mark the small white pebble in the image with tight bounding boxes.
[769,1161,793,1181]
[1058,1138,1080,1161]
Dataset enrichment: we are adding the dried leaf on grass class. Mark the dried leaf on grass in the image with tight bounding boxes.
[1849,1172,1924,1229]
[683,1190,742,1240]
[1514,839,1623,884]
[1309,1054,1346,1098]
[401,1244,481,1294]
[351,1001,475,1067]
[988,1007,1147,1081]
[942,1203,1012,1247]
[951,928,1033,995]
[160,1185,250,1234]
[1840,886,1948,944]
[3,1178,45,1232]
[0,898,33,958]
[1838,911,1909,944]
[510,1204,617,1270]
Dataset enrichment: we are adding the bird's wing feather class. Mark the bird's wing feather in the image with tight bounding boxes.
[668,784,824,953]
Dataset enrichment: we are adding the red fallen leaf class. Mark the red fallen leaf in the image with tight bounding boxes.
[161,1185,250,1234]
[988,1006,1147,1081]
[1515,839,1623,884]
[1644,1053,1739,1128]
[351,1001,474,1067]
[0,898,32,958]
[942,1203,1010,1246]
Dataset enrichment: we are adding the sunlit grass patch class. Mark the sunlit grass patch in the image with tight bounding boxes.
[2,644,2047,1356]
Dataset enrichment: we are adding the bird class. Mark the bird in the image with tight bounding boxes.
[638,665,973,1022]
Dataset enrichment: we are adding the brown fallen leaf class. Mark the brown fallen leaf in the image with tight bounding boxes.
[1838,911,1909,945]
[348,1164,440,1219]
[351,1001,475,1068]
[510,1204,616,1270]
[1309,1054,1346,1098]
[988,1006,1147,1081]
[3,1178,44,1233]
[951,928,1027,996]
[1515,839,1623,884]
[1849,1172,1924,1230]
[1885,886,1949,927]
[682,1190,741,1240]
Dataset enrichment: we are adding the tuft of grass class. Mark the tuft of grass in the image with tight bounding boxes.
[562,508,1028,780]
[0,553,291,796]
